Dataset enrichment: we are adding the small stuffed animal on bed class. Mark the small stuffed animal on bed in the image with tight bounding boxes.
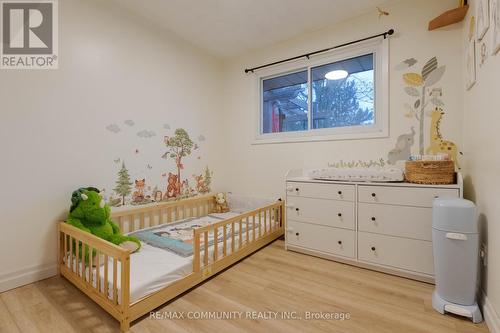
[213,192,230,213]
[67,187,141,257]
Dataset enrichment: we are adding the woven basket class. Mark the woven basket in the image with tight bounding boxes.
[405,160,455,184]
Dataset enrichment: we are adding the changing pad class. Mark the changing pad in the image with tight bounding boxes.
[308,166,404,182]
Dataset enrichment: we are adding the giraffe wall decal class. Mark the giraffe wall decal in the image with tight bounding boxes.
[426,107,458,166]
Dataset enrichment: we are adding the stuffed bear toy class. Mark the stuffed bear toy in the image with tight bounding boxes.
[213,192,230,213]
[67,187,141,257]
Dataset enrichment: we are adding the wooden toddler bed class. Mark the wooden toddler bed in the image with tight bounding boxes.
[58,194,284,331]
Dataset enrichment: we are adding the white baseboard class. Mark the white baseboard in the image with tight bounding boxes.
[483,292,500,333]
[0,263,58,293]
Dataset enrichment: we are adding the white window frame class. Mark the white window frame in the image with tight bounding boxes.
[253,38,389,144]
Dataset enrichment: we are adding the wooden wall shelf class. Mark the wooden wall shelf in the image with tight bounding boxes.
[428,5,469,31]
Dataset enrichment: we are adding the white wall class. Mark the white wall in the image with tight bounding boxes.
[462,0,500,329]
[0,0,224,291]
[218,0,464,198]
[2,3,495,324]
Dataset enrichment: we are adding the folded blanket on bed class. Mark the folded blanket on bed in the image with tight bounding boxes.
[129,213,245,257]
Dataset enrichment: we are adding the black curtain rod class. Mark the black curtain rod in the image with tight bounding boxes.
[244,29,395,74]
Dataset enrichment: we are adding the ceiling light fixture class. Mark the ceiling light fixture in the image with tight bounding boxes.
[325,70,348,80]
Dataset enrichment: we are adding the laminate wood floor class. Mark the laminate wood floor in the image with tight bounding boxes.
[0,240,490,333]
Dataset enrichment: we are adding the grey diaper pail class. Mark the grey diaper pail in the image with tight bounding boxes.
[432,197,482,323]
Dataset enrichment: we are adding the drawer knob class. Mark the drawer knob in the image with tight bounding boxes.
[338,190,342,195]
[295,232,300,236]
[295,208,300,212]
[338,240,342,245]
[371,246,376,251]
[295,188,299,192]
[371,193,376,197]
[337,213,342,217]
[371,217,376,221]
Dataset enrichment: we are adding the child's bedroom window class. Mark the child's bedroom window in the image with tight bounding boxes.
[256,38,388,143]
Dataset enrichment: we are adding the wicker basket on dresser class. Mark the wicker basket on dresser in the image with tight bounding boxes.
[284,169,463,283]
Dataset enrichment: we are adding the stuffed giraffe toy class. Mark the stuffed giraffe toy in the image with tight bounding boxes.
[426,107,458,166]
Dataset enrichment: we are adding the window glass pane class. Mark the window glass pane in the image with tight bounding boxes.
[262,70,308,134]
[311,54,374,129]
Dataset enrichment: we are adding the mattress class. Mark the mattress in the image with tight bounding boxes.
[66,205,275,303]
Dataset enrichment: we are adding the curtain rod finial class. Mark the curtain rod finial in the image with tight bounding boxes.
[388,29,395,35]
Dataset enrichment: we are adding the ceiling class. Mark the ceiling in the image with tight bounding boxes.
[113,0,394,59]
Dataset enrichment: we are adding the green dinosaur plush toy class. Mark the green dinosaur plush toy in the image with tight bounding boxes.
[67,187,141,255]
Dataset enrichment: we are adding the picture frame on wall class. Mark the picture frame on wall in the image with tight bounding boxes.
[477,0,490,40]
[465,21,477,90]
[492,0,500,54]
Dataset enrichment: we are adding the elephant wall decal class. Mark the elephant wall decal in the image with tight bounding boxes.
[387,127,416,164]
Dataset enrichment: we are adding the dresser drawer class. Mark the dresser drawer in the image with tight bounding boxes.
[287,221,355,259]
[286,182,355,201]
[358,203,432,241]
[358,232,434,275]
[286,196,355,230]
[358,185,459,207]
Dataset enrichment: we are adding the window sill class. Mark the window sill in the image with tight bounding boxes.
[252,128,389,145]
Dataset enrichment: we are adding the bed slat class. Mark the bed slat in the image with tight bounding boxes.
[213,227,218,261]
[259,211,262,238]
[129,214,135,233]
[75,240,80,276]
[231,221,235,254]
[113,258,118,304]
[68,236,73,269]
[222,225,227,257]
[204,231,209,266]
[118,216,124,232]
[264,210,268,234]
[252,216,256,241]
[270,209,273,232]
[81,243,86,282]
[193,233,200,272]
[63,234,68,265]
[96,250,100,292]
[149,211,154,227]
[104,254,109,297]
[238,220,242,249]
[245,217,249,244]
[140,213,145,230]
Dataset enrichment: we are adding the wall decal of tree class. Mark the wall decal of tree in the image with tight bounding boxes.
[162,128,198,197]
[401,57,446,154]
[114,162,133,206]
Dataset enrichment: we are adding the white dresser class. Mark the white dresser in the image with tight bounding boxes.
[285,169,463,283]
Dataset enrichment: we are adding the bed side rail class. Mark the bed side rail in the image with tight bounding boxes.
[192,200,285,273]
[58,222,131,320]
[110,194,215,233]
